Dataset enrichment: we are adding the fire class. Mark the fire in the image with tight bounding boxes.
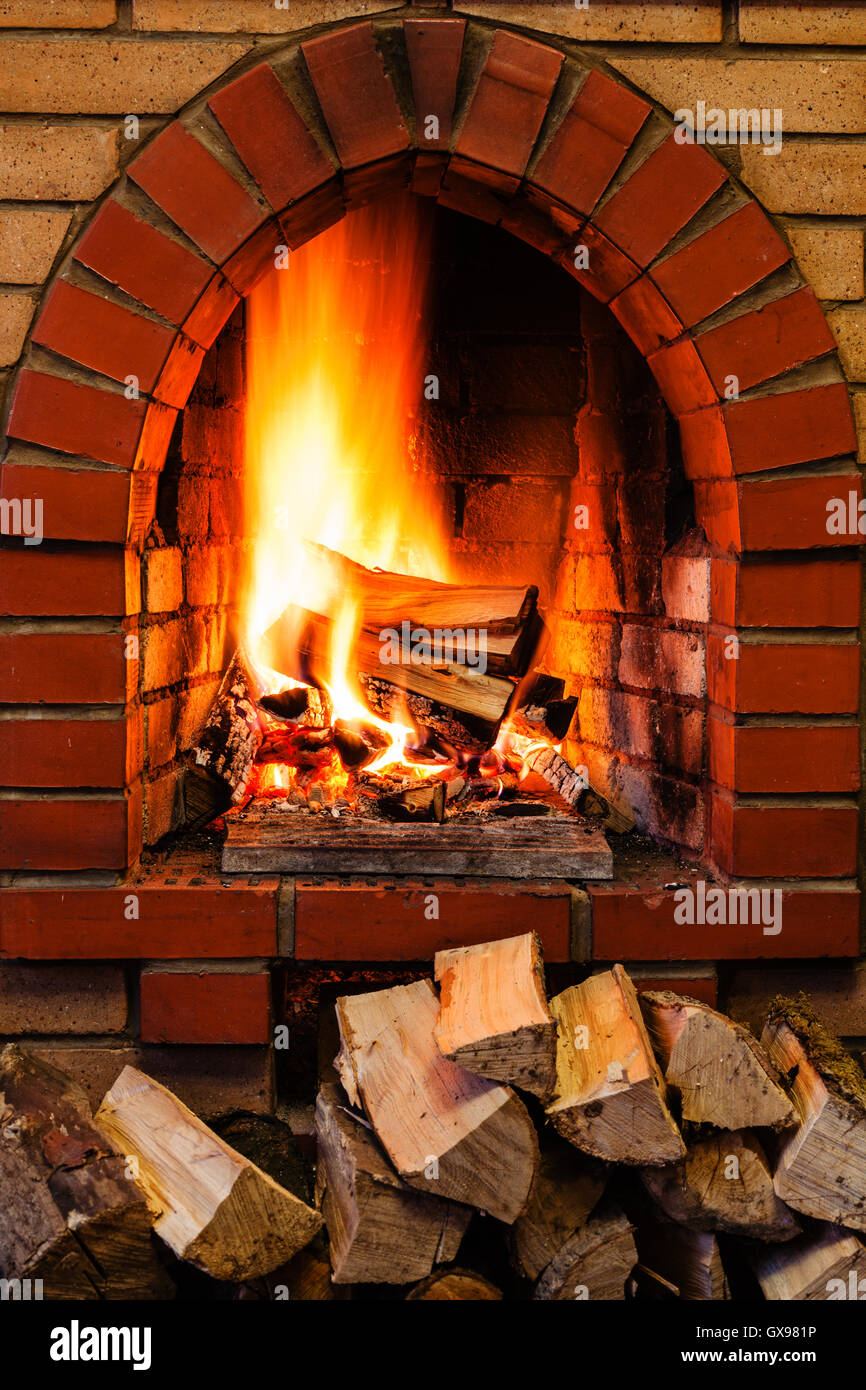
[242,196,454,783]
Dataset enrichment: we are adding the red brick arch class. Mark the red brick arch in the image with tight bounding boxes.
[2,16,861,909]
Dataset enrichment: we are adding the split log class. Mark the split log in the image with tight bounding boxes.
[305,541,538,638]
[761,998,866,1232]
[315,1083,470,1284]
[522,746,635,833]
[335,979,538,1224]
[546,966,686,1166]
[640,992,795,1132]
[406,1268,503,1300]
[0,1044,172,1299]
[96,1066,322,1281]
[433,932,557,1099]
[634,1216,729,1301]
[509,1139,607,1281]
[185,647,263,829]
[261,604,516,729]
[639,1130,801,1242]
[748,1221,866,1301]
[533,1202,636,1301]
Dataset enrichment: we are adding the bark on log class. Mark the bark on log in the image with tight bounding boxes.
[0,1044,172,1300]
[522,746,635,833]
[185,647,263,828]
[335,979,538,1224]
[761,999,866,1232]
[640,992,795,1132]
[546,966,685,1166]
[433,932,557,1099]
[315,1082,470,1284]
[532,1202,636,1301]
[639,1130,801,1242]
[96,1066,322,1281]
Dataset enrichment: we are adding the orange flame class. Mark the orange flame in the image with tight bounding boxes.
[242,195,453,776]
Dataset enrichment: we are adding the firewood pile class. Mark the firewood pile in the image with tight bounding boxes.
[4,938,866,1302]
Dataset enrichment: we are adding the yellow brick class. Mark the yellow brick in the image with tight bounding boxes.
[829,308,866,383]
[458,3,722,40]
[0,291,35,367]
[0,126,119,199]
[0,0,116,25]
[0,207,73,283]
[740,142,866,217]
[787,226,865,302]
[0,40,250,115]
[611,59,866,135]
[740,3,866,45]
[131,0,402,31]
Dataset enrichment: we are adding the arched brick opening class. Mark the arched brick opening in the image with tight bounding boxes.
[1,16,860,948]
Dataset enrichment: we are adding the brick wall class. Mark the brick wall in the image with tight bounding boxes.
[142,303,248,844]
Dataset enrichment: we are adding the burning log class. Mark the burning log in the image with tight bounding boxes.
[509,677,578,743]
[640,992,795,1132]
[259,683,331,728]
[335,979,538,1224]
[304,541,540,674]
[359,675,492,755]
[376,773,464,822]
[184,647,263,829]
[258,726,333,767]
[639,1131,801,1243]
[96,1067,322,1282]
[433,932,557,1099]
[509,698,577,742]
[332,718,389,770]
[0,1044,172,1299]
[546,966,686,1166]
[260,604,516,733]
[315,1082,470,1284]
[532,1202,637,1302]
[761,998,866,1232]
[523,745,635,834]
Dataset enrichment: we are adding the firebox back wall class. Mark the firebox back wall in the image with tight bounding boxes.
[138,202,697,854]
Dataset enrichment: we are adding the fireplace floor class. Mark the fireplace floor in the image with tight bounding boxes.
[221,797,613,879]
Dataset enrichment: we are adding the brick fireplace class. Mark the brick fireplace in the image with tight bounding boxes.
[0,2,863,1117]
